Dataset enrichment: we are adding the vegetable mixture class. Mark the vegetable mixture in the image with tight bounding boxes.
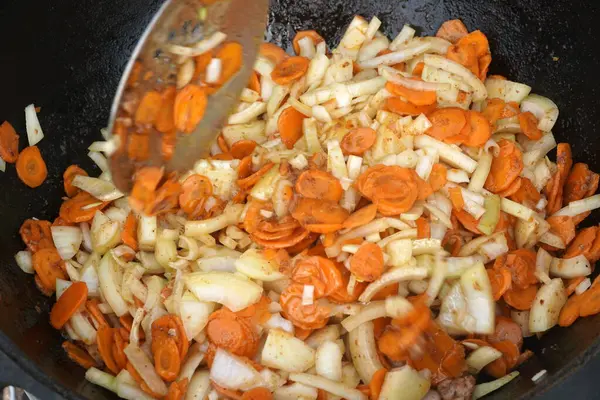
[7,14,600,400]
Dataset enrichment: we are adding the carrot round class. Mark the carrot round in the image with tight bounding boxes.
[155,86,177,133]
[342,203,378,229]
[462,110,492,148]
[0,121,19,163]
[369,368,388,400]
[564,226,598,259]
[412,61,425,76]
[112,329,128,370]
[487,267,512,301]
[152,315,189,360]
[546,143,573,214]
[484,139,523,193]
[340,127,377,155]
[291,197,350,226]
[179,174,212,215]
[20,219,54,253]
[280,283,330,329]
[230,139,257,160]
[295,170,343,202]
[242,387,273,400]
[546,215,576,247]
[447,44,479,76]
[510,177,540,206]
[206,308,259,359]
[429,163,447,191]
[357,165,419,215]
[503,285,538,311]
[259,43,288,65]
[50,281,88,329]
[237,162,275,189]
[248,71,261,93]
[416,217,431,239]
[174,84,207,133]
[32,247,67,293]
[386,97,437,116]
[385,81,437,106]
[564,163,597,204]
[350,242,384,282]
[436,19,468,43]
[154,336,181,382]
[518,111,542,140]
[292,256,344,298]
[457,30,490,57]
[426,107,467,140]
[278,106,307,149]
[62,341,98,369]
[97,326,119,374]
[271,56,310,85]
[216,42,243,86]
[63,165,88,197]
[16,146,47,188]
[135,90,162,125]
[293,30,325,55]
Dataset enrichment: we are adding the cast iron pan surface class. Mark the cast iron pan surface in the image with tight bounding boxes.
[1,0,599,398]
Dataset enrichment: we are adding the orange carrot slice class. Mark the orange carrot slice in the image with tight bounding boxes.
[342,203,378,229]
[278,106,307,149]
[50,281,88,329]
[340,127,377,156]
[293,30,325,54]
[295,169,343,202]
[135,91,162,125]
[174,84,207,133]
[0,121,19,163]
[230,140,257,160]
[16,146,47,188]
[436,19,469,43]
[155,86,177,133]
[271,56,309,85]
[350,243,384,282]
[385,81,437,106]
[386,97,437,116]
[518,111,542,140]
[259,43,288,65]
[32,247,67,293]
[484,139,523,193]
[426,107,467,140]
[63,165,88,197]
[62,341,98,369]
[216,42,243,86]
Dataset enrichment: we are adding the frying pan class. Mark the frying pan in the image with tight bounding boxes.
[1,0,599,398]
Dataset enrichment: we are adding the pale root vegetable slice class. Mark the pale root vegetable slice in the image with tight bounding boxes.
[184,271,262,312]
[529,278,567,333]
[348,321,384,383]
[274,383,318,400]
[460,262,495,334]
[261,329,316,372]
[137,215,157,252]
[288,373,367,400]
[97,252,128,317]
[358,266,429,302]
[378,365,430,400]
[485,78,531,104]
[414,134,478,173]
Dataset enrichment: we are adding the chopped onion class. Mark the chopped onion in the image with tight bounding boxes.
[576,278,592,295]
[315,340,343,381]
[70,312,97,345]
[359,267,428,302]
[358,36,389,62]
[210,348,263,390]
[184,271,262,312]
[529,278,567,333]
[85,367,117,393]
[341,301,385,332]
[501,198,534,221]
[56,278,72,299]
[485,78,532,104]
[306,325,342,349]
[473,371,520,399]
[165,31,227,57]
[468,151,492,192]
[124,344,168,396]
[380,65,450,91]
[378,366,430,400]
[91,211,121,255]
[348,321,384,383]
[235,248,286,281]
[390,24,416,50]
[553,194,600,217]
[187,370,211,400]
[511,310,533,338]
[289,373,367,400]
[274,383,318,400]
[264,313,295,334]
[184,204,243,237]
[98,252,128,316]
[0,155,5,172]
[117,382,155,400]
[520,94,559,132]
[467,346,503,374]
[461,262,495,334]
[414,135,477,173]
[51,226,83,260]
[447,169,469,183]
[424,54,487,101]
[25,104,44,146]
[88,151,109,172]
[228,101,267,125]
[549,254,591,278]
[359,42,430,69]
[262,329,316,372]
[302,285,315,306]
[15,250,34,274]
[80,257,100,297]
[222,120,267,146]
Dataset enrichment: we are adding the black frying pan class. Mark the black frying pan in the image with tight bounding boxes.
[1,0,600,398]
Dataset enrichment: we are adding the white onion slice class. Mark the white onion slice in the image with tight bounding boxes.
[25,104,44,146]
[424,54,487,101]
[51,226,83,260]
[15,250,34,274]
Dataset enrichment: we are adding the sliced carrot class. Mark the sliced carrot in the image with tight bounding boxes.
[241,387,273,400]
[216,42,243,86]
[479,53,492,80]
[112,329,128,370]
[206,309,260,358]
[340,127,377,155]
[32,247,67,292]
[357,165,419,215]
[86,299,108,328]
[503,285,538,310]
[454,209,481,234]
[449,187,465,210]
[193,51,213,80]
[565,277,586,297]
[429,163,447,191]
[350,242,384,282]
[154,336,180,382]
[126,132,150,162]
[456,30,490,57]
[546,215,576,247]
[436,19,469,43]
[293,30,325,54]
[237,162,275,189]
[564,226,598,259]
[497,176,522,199]
[412,61,425,76]
[179,174,212,215]
[386,97,437,116]
[484,139,524,193]
[295,170,343,202]
[97,326,119,374]
[426,107,467,140]
[278,106,307,149]
[20,219,54,253]
[212,382,243,400]
[121,213,139,251]
[545,143,573,214]
[259,43,289,65]
[462,110,492,148]
[385,81,437,106]
[342,203,378,229]
[292,197,350,226]
[63,165,88,197]
[518,111,542,140]
[155,86,177,133]
[50,281,88,329]
[16,146,47,188]
[416,217,431,239]
[447,44,479,75]
[369,368,388,400]
[564,163,597,204]
[487,267,512,301]
[510,177,540,206]
[280,283,330,329]
[174,84,207,133]
[165,378,189,400]
[0,121,19,163]
[152,315,189,360]
[62,341,98,369]
[248,71,261,93]
[271,56,310,85]
[135,91,162,125]
[230,140,257,160]
[292,256,344,298]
